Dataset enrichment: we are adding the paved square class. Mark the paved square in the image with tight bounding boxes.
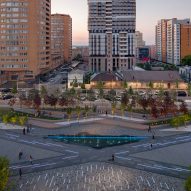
[0,138,62,164]
[131,142,191,167]
[15,162,184,191]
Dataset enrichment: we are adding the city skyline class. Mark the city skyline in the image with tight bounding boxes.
[52,0,191,46]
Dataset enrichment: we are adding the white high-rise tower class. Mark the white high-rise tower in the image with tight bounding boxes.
[88,0,136,73]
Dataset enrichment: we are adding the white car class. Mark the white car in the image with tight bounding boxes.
[138,91,146,96]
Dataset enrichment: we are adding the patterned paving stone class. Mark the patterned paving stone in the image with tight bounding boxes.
[14,162,184,191]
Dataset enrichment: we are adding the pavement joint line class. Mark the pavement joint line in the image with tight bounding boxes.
[146,178,151,187]
[62,155,78,160]
[115,156,132,160]
[165,182,170,190]
[137,163,190,172]
[140,176,143,182]
[65,149,79,154]
[31,162,57,169]
[115,150,129,155]
[138,163,170,171]
[176,135,190,140]
[154,164,190,172]
[136,177,140,189]
[6,133,19,138]
[9,136,16,139]
[49,175,54,188]
[152,176,155,184]
[132,143,150,148]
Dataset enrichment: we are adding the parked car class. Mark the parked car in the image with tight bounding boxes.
[177,91,187,97]
[3,95,14,100]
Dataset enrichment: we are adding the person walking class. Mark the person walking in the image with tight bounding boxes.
[150,144,153,149]
[112,154,115,161]
[29,155,33,165]
[148,124,151,132]
[19,168,22,178]
[19,151,23,160]
[23,128,26,135]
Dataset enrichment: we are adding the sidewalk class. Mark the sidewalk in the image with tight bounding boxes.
[100,114,147,123]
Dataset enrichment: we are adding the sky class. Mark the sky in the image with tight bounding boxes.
[51,0,191,46]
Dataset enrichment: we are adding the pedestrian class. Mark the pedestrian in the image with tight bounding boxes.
[148,124,151,132]
[112,154,115,161]
[152,135,155,140]
[23,128,26,135]
[19,151,23,160]
[150,144,153,149]
[29,155,33,165]
[19,168,22,178]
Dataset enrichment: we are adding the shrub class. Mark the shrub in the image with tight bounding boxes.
[185,176,191,191]
[0,157,9,191]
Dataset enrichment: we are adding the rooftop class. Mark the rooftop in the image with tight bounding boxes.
[122,71,182,82]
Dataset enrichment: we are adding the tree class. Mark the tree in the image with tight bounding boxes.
[179,101,188,115]
[66,108,72,122]
[138,97,148,111]
[33,94,41,115]
[10,115,18,126]
[58,96,68,107]
[107,89,116,102]
[19,116,28,126]
[80,83,86,90]
[28,89,39,101]
[71,77,79,88]
[128,86,134,95]
[44,95,57,108]
[123,81,128,89]
[148,81,154,89]
[97,81,104,99]
[121,93,129,106]
[18,92,27,108]
[40,86,47,99]
[2,115,9,125]
[187,83,191,96]
[181,55,191,66]
[185,176,191,191]
[111,102,117,116]
[84,106,90,118]
[8,98,16,109]
[0,157,9,191]
[76,106,81,122]
[11,86,17,95]
[151,104,158,119]
[120,103,126,116]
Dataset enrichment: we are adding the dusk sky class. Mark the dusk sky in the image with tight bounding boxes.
[52,0,191,46]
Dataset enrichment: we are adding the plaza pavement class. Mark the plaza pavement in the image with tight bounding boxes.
[130,141,191,167]
[161,125,191,132]
[14,162,184,191]
[0,138,62,164]
[26,118,184,138]
[0,118,190,190]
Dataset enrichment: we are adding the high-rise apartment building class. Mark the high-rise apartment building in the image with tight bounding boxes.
[135,31,145,48]
[135,31,145,60]
[88,0,136,73]
[51,14,72,68]
[0,0,51,82]
[156,18,191,65]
